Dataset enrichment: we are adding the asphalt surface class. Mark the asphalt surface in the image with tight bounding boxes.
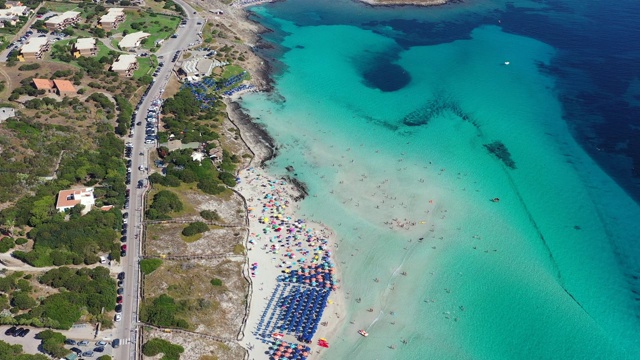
[114,1,204,359]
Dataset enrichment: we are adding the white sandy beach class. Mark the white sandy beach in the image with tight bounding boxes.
[236,161,347,359]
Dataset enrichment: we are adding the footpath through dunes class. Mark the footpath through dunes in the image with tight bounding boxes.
[140,168,251,359]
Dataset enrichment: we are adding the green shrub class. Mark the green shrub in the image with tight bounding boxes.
[199,210,220,222]
[0,237,15,253]
[142,338,184,360]
[140,258,163,275]
[146,190,183,220]
[181,222,208,237]
[18,63,40,71]
[140,294,189,329]
[14,238,28,246]
[210,278,222,287]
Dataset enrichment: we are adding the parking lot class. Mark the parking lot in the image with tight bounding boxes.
[1,324,119,358]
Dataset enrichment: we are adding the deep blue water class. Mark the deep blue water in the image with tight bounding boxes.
[251,0,640,203]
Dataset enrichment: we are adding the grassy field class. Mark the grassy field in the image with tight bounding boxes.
[147,182,198,219]
[43,1,81,13]
[117,11,180,50]
[133,57,155,79]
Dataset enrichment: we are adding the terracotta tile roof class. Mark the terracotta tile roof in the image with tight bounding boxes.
[53,79,76,93]
[33,78,53,90]
[56,188,92,209]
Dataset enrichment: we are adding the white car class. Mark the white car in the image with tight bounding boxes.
[114,313,122,322]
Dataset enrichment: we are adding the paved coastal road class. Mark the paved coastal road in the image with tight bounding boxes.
[115,1,203,359]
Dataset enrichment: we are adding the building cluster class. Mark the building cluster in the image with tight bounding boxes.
[110,54,138,77]
[45,11,81,32]
[99,7,125,31]
[32,78,77,96]
[0,3,30,27]
[118,31,150,50]
[73,37,98,57]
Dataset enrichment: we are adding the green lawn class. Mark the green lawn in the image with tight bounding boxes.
[133,57,156,79]
[117,11,180,50]
[43,1,81,13]
[95,41,113,59]
[221,64,245,79]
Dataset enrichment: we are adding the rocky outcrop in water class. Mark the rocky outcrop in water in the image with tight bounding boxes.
[484,141,516,169]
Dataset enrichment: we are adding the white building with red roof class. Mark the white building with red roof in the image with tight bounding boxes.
[56,188,95,214]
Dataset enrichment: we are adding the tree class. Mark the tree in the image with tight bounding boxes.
[36,330,68,358]
[200,210,220,222]
[11,292,36,310]
[181,222,208,237]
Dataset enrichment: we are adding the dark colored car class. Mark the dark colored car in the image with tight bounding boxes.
[12,327,24,337]
[112,338,120,348]
[115,304,122,313]
[120,236,127,243]
[4,326,17,336]
[118,272,125,280]
[117,287,124,295]
[70,347,82,355]
[116,295,123,304]
[121,249,127,257]
[82,351,94,357]
[94,346,105,352]
[65,339,77,345]
[18,328,30,337]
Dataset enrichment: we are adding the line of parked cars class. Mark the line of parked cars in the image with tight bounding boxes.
[65,339,119,357]
[145,100,161,144]
[4,326,30,337]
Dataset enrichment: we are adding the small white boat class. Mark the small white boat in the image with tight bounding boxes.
[358,330,369,337]
[504,61,510,65]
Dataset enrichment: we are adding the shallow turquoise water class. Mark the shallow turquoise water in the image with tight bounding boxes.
[242,1,640,358]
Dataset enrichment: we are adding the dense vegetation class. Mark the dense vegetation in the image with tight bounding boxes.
[140,294,189,329]
[149,148,238,197]
[181,222,209,237]
[115,95,133,136]
[140,258,163,275]
[12,208,121,267]
[146,190,183,220]
[0,267,117,330]
[35,330,69,358]
[159,88,220,144]
[142,338,184,360]
[0,340,48,360]
[210,278,223,287]
[0,121,126,218]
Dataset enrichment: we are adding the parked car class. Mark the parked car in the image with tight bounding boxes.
[18,328,30,337]
[117,287,124,295]
[4,326,17,336]
[65,339,77,345]
[115,304,122,313]
[114,314,121,322]
[96,341,107,346]
[116,295,123,304]
[82,350,94,357]
[78,340,90,346]
[94,346,105,352]
[118,272,125,280]
[70,347,82,355]
[112,338,120,348]
[12,328,24,337]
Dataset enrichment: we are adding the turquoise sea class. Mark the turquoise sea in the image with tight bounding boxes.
[241,0,640,358]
